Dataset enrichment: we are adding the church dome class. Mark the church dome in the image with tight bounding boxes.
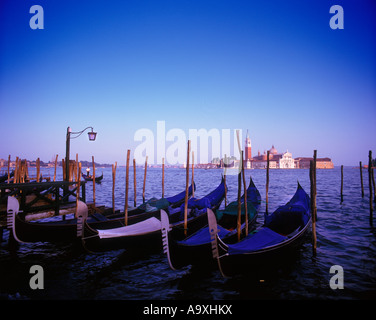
[270,145,278,155]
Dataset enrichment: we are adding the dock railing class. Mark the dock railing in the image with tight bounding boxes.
[0,180,86,217]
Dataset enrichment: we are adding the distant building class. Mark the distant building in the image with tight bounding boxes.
[295,157,334,169]
[252,145,282,168]
[0,159,6,167]
[279,151,295,169]
[216,130,335,170]
[242,135,334,169]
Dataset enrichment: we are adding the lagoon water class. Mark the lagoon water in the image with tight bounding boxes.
[0,166,375,300]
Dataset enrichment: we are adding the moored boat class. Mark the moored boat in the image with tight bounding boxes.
[162,176,261,270]
[81,178,226,253]
[208,182,311,277]
[104,183,196,219]
[0,170,14,183]
[7,184,195,244]
[82,172,104,182]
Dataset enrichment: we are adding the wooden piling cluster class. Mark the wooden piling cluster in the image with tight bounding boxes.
[2,155,52,184]
[62,157,84,184]
[109,150,151,220]
[0,154,88,223]
[352,150,375,224]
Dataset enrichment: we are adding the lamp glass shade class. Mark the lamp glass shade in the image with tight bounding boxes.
[88,131,97,141]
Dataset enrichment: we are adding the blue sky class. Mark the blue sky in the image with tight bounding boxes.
[0,0,375,166]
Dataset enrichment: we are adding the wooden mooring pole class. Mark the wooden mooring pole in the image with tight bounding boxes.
[92,156,96,206]
[7,155,11,183]
[237,159,242,242]
[36,158,40,182]
[310,150,317,255]
[340,165,343,203]
[266,150,270,214]
[372,167,376,202]
[368,150,373,224]
[133,159,137,207]
[125,150,130,226]
[241,151,248,236]
[54,155,58,182]
[235,130,242,241]
[191,151,195,198]
[75,162,82,217]
[62,159,66,182]
[143,156,148,203]
[75,154,78,182]
[360,161,364,197]
[112,161,117,213]
[162,157,165,199]
[224,154,227,207]
[184,140,191,237]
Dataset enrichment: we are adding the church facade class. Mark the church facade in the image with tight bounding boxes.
[243,133,334,169]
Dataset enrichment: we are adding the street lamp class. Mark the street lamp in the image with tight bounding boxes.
[65,126,97,182]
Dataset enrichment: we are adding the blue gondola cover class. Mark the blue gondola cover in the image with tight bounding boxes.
[165,184,194,204]
[227,228,287,255]
[178,225,233,246]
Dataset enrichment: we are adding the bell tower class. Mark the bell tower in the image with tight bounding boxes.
[245,130,252,161]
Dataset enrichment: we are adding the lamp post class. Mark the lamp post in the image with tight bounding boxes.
[65,126,97,182]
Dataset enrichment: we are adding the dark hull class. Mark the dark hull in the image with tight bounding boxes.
[83,208,217,253]
[168,212,258,270]
[82,180,226,252]
[212,183,312,277]
[14,214,79,243]
[168,240,217,270]
[11,184,195,243]
[0,170,14,183]
[217,219,311,277]
[83,224,164,253]
[166,176,260,269]
[13,206,161,243]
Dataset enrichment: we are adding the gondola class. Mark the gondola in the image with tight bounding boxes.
[82,172,103,182]
[0,170,14,183]
[105,183,196,219]
[208,182,311,277]
[162,177,261,270]
[81,178,226,253]
[7,184,195,244]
